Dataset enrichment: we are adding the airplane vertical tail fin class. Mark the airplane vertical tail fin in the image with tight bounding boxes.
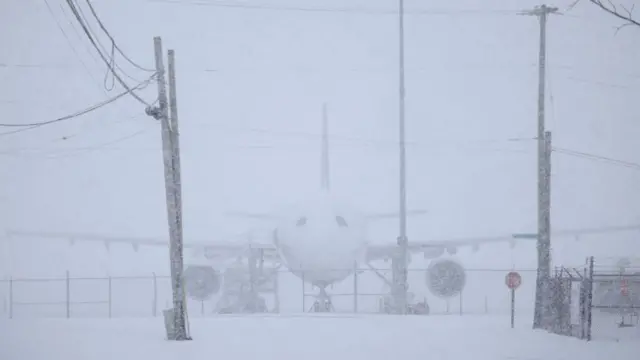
[321,103,330,191]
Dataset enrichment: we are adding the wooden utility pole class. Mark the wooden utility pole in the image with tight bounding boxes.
[146,37,189,341]
[542,130,552,327]
[167,48,189,340]
[519,4,558,329]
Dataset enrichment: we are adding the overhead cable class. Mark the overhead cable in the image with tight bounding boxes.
[553,147,640,171]
[65,0,152,107]
[148,0,516,16]
[84,0,155,73]
[0,75,155,134]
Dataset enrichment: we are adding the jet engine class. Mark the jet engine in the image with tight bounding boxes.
[425,258,466,298]
[184,265,221,301]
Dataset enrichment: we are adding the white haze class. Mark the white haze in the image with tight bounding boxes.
[0,0,639,315]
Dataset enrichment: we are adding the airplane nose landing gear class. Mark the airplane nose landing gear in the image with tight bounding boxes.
[309,285,334,313]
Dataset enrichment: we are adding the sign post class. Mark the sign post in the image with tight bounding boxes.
[505,271,522,328]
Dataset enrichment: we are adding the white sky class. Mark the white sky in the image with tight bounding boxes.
[1,0,640,277]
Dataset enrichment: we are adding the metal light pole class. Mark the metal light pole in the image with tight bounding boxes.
[394,0,409,315]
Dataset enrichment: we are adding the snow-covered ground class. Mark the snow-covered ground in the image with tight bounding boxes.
[1,314,638,360]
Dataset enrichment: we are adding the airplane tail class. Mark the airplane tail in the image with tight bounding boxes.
[226,103,426,221]
[319,103,426,220]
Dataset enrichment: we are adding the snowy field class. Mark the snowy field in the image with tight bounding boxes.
[1,314,638,360]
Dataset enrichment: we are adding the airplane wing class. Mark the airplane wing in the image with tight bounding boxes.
[364,224,640,263]
[365,209,428,221]
[4,229,278,261]
[364,235,516,263]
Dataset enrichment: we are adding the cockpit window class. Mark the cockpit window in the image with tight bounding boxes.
[335,215,348,227]
[296,217,307,227]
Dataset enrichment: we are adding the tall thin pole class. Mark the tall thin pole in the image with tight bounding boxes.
[543,131,552,261]
[542,130,552,321]
[152,272,158,317]
[519,4,557,329]
[167,48,189,340]
[353,261,359,313]
[9,277,13,319]
[168,49,184,269]
[146,37,188,340]
[107,276,112,319]
[66,270,70,318]
[586,256,594,341]
[395,0,408,315]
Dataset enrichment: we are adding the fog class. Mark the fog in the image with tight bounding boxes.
[1,0,639,318]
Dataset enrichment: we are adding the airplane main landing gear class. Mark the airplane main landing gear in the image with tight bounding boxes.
[378,293,430,315]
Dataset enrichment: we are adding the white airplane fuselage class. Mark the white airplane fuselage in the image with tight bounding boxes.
[273,191,367,287]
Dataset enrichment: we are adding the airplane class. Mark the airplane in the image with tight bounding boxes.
[6,105,640,313]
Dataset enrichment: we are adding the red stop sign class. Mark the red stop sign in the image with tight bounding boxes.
[621,279,629,296]
[505,271,522,290]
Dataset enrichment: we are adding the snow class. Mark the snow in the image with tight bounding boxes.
[1,314,638,360]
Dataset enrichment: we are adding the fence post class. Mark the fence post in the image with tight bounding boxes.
[459,290,463,316]
[580,265,589,340]
[579,277,587,339]
[66,271,70,319]
[301,269,305,312]
[9,277,13,319]
[586,256,594,342]
[353,263,358,313]
[152,272,158,317]
[273,269,280,313]
[108,276,112,319]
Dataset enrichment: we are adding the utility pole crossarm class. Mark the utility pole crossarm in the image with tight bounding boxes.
[517,6,559,17]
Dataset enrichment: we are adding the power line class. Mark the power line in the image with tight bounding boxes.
[59,0,105,73]
[0,126,41,137]
[184,122,536,148]
[147,0,517,16]
[4,61,639,91]
[553,147,640,171]
[52,112,147,142]
[0,130,534,157]
[43,0,106,96]
[64,0,152,106]
[0,75,155,134]
[84,0,155,73]
[40,1,162,145]
[71,0,142,84]
[41,128,151,159]
[0,63,74,69]
[0,127,150,160]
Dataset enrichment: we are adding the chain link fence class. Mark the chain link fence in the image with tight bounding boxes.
[0,267,538,319]
[543,257,640,341]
